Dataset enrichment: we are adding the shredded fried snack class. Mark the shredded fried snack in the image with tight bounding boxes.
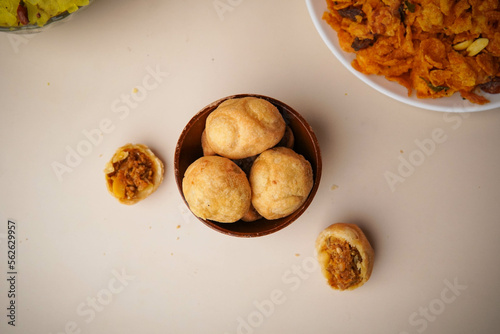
[324,0,500,104]
[0,0,89,27]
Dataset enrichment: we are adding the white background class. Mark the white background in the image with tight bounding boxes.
[1,1,500,333]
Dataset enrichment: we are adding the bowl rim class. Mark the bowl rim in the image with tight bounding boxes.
[174,93,322,237]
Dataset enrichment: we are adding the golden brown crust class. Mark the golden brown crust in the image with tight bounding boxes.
[205,97,286,159]
[104,143,164,205]
[182,156,251,223]
[277,126,295,149]
[201,130,217,156]
[241,203,262,222]
[315,223,374,291]
[250,147,313,220]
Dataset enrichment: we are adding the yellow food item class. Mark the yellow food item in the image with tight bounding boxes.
[324,0,500,104]
[0,0,89,27]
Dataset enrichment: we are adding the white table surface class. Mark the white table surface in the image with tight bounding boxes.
[1,1,500,334]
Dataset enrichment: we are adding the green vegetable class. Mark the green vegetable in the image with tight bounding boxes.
[420,77,449,92]
[404,0,416,13]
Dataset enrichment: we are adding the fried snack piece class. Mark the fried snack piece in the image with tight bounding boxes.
[241,203,263,222]
[232,125,295,176]
[201,130,217,156]
[316,223,374,291]
[182,156,251,223]
[277,125,295,149]
[205,97,286,159]
[104,144,164,205]
[250,147,313,220]
[323,0,500,104]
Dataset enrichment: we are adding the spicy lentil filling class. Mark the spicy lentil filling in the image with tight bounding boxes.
[107,149,154,200]
[323,237,363,290]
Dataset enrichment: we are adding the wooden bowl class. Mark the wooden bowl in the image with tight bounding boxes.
[174,94,322,237]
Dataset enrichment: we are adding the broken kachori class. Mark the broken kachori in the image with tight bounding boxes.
[316,223,374,291]
[104,143,164,205]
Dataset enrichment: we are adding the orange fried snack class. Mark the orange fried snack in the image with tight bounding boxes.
[324,0,500,104]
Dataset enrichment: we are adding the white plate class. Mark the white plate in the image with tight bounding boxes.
[305,0,500,112]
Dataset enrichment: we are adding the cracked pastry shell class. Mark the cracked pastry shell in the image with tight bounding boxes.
[104,143,164,205]
[315,223,374,291]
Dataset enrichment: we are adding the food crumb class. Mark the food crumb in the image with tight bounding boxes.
[47,82,50,86]
[400,149,404,153]
[176,237,180,240]
[295,253,300,257]
[133,87,138,93]
[171,253,174,256]
[176,225,181,229]
[345,93,348,96]
[331,184,339,190]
